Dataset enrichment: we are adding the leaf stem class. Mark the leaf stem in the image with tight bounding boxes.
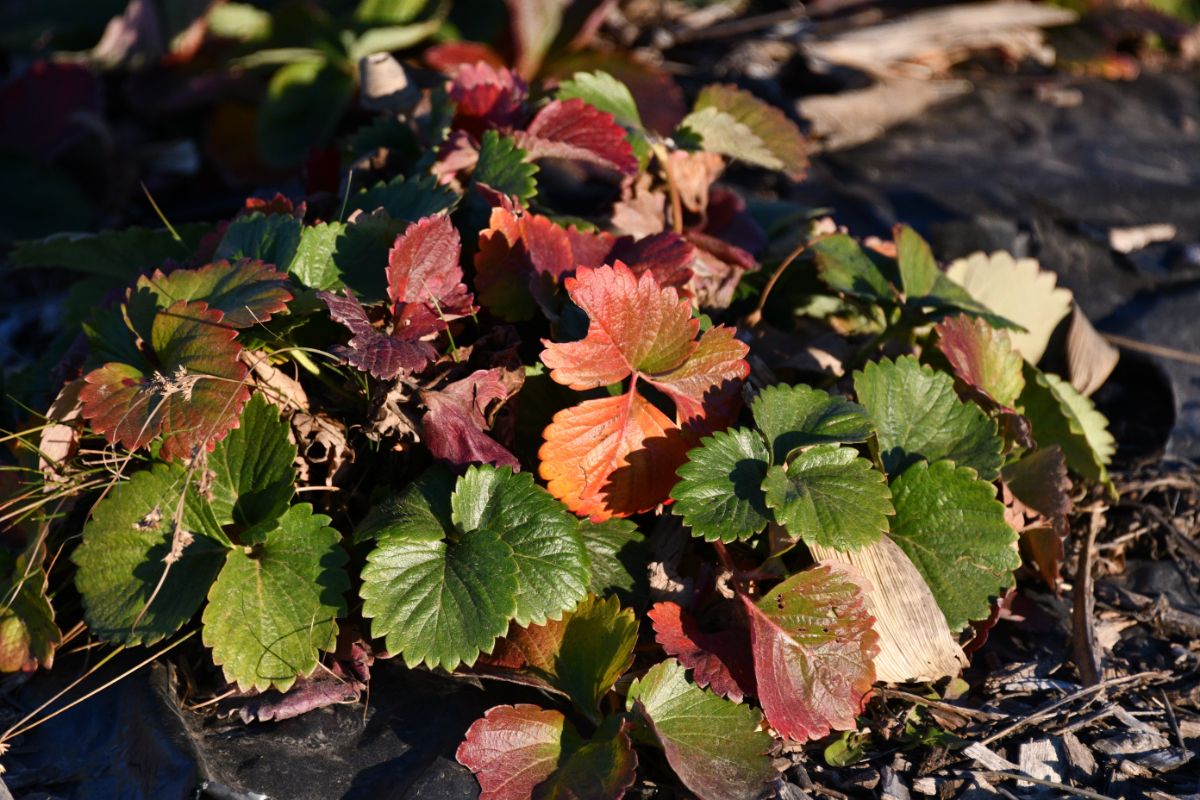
[650,141,685,235]
[745,234,829,328]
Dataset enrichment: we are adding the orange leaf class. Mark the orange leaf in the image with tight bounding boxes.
[540,393,688,520]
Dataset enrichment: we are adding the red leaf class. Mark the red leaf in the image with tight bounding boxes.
[319,289,438,380]
[458,705,571,800]
[386,215,475,319]
[457,704,636,800]
[539,264,748,518]
[935,315,1025,412]
[448,62,528,138]
[519,98,637,175]
[609,232,694,290]
[421,369,519,469]
[649,602,756,702]
[79,300,249,462]
[743,564,878,742]
[242,192,299,218]
[433,130,480,186]
[424,42,506,72]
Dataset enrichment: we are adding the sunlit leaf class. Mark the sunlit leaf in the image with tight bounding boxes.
[1019,365,1115,488]
[627,658,775,800]
[136,259,293,329]
[750,383,873,464]
[670,427,771,543]
[680,84,807,178]
[744,564,878,741]
[888,460,1019,632]
[854,356,1002,481]
[935,315,1025,410]
[202,504,347,692]
[519,98,637,175]
[648,601,755,702]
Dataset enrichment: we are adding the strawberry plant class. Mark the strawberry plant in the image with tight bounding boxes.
[1,24,1120,797]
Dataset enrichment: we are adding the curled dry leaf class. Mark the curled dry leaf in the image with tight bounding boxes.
[39,378,85,486]
[809,538,967,683]
[1066,305,1119,397]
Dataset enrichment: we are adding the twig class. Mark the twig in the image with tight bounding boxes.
[978,670,1171,746]
[967,770,1119,800]
[1103,333,1200,367]
[877,687,1006,722]
[744,237,816,328]
[1072,506,1104,686]
[1159,688,1185,750]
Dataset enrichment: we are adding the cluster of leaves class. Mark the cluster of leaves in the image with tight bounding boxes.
[0,29,1119,798]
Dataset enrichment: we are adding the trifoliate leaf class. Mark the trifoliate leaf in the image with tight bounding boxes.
[743,564,878,741]
[496,595,637,720]
[349,174,459,221]
[136,260,293,330]
[290,221,345,290]
[518,98,638,175]
[751,383,874,464]
[935,315,1025,410]
[627,659,775,800]
[202,504,347,692]
[762,445,892,551]
[578,518,649,607]
[648,602,755,702]
[79,300,250,462]
[452,466,590,627]
[810,234,892,302]
[945,251,1073,364]
[359,466,588,669]
[208,393,297,528]
[680,84,807,178]
[73,464,227,644]
[888,460,1020,632]
[557,71,642,130]
[670,428,771,543]
[0,546,60,672]
[854,356,1002,481]
[1019,365,1115,488]
[456,705,637,800]
[215,212,302,270]
[540,263,748,519]
[474,131,538,203]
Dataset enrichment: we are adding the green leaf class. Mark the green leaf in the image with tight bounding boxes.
[474,131,538,203]
[348,174,459,221]
[332,210,407,300]
[216,212,302,270]
[810,234,893,302]
[557,71,642,129]
[8,224,211,280]
[452,466,589,627]
[208,394,297,528]
[73,464,227,645]
[202,504,348,692]
[854,356,1003,481]
[671,428,771,543]
[935,315,1025,410]
[751,383,874,464]
[358,466,589,669]
[290,221,346,289]
[894,224,938,299]
[680,84,807,178]
[578,518,649,607]
[135,259,293,329]
[258,59,356,169]
[888,460,1019,632]
[627,659,775,800]
[350,19,442,61]
[501,594,638,720]
[1019,366,1115,488]
[762,445,892,551]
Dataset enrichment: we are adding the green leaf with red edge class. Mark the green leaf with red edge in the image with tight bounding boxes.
[518,98,638,175]
[539,264,748,519]
[935,315,1025,410]
[680,84,808,179]
[648,601,756,702]
[456,704,637,800]
[79,300,250,462]
[626,658,775,800]
[136,259,293,329]
[488,594,637,720]
[743,563,879,742]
